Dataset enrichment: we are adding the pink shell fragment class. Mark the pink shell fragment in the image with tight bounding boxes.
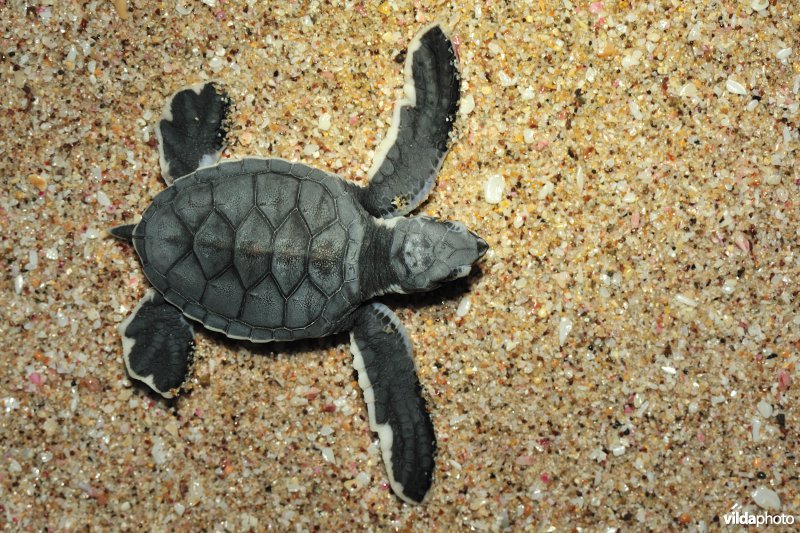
[777,370,792,391]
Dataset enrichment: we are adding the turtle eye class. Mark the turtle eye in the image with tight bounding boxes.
[444,265,471,281]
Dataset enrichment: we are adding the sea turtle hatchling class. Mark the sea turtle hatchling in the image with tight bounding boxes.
[109,24,487,504]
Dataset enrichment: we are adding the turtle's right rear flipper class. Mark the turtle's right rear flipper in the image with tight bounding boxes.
[157,82,231,184]
[119,289,195,398]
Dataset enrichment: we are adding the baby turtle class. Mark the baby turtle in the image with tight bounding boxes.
[110,24,487,504]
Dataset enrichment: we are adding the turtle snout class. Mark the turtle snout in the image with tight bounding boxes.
[474,234,489,258]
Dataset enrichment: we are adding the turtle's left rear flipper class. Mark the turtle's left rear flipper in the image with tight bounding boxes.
[119,289,195,398]
[358,24,460,219]
[350,303,436,504]
[157,82,231,184]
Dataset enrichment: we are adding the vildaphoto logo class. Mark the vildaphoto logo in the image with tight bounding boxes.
[722,510,796,527]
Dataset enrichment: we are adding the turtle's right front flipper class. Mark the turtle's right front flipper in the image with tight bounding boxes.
[119,289,195,398]
[157,82,231,184]
[350,303,436,504]
[358,24,460,219]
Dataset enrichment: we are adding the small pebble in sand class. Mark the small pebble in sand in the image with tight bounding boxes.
[151,436,168,465]
[756,400,772,418]
[111,0,129,19]
[722,279,737,295]
[28,174,47,191]
[187,479,205,505]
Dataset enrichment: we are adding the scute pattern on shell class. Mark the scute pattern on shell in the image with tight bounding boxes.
[133,158,367,341]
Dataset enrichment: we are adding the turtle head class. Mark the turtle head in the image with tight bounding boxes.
[388,216,488,293]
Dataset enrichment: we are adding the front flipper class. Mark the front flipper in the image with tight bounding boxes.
[119,289,195,398]
[156,82,231,184]
[349,303,435,504]
[358,24,460,219]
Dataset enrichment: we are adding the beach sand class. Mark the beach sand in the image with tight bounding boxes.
[2,0,798,529]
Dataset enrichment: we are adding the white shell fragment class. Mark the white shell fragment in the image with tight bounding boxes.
[175,0,193,15]
[523,128,535,144]
[725,78,747,96]
[538,180,554,200]
[484,174,505,204]
[461,94,475,115]
[456,296,472,317]
[558,316,573,346]
[96,190,111,207]
[752,487,781,510]
[14,274,24,294]
[751,417,761,442]
[320,446,336,464]
[756,400,773,418]
[776,48,792,60]
[674,293,698,307]
[621,50,642,68]
[679,82,698,98]
[750,0,769,12]
[687,21,702,42]
[318,113,332,131]
[498,71,517,87]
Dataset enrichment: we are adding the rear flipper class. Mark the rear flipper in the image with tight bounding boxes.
[349,303,435,504]
[156,82,231,184]
[119,289,195,398]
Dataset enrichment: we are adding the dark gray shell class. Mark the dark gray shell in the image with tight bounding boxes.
[131,158,368,342]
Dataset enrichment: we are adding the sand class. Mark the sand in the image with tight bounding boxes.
[2,0,798,529]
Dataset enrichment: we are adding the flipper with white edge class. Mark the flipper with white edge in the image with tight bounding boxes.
[349,302,435,504]
[357,24,460,219]
[119,289,195,398]
[156,82,231,184]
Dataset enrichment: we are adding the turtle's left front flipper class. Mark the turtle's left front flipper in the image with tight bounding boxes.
[358,24,460,219]
[119,289,195,398]
[350,303,436,504]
